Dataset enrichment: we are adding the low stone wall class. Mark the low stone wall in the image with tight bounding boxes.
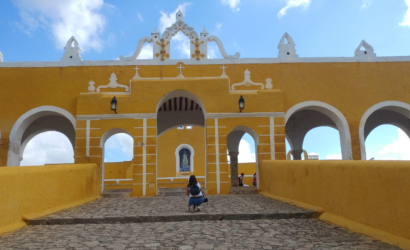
[259,160,410,249]
[0,164,101,234]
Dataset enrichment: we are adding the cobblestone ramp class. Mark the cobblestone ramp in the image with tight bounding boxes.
[26,195,320,225]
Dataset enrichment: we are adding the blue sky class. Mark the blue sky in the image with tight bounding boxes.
[4,0,409,165]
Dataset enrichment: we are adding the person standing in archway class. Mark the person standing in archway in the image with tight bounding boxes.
[239,173,244,186]
[253,173,257,187]
[186,175,204,212]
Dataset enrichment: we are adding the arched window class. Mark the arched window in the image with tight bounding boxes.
[175,144,194,175]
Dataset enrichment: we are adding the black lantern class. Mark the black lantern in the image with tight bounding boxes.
[111,96,117,114]
[239,95,245,112]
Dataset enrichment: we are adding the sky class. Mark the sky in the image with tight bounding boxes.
[3,0,409,165]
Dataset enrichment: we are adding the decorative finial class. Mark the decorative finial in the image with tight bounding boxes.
[88,81,96,92]
[61,36,82,62]
[201,27,208,34]
[152,28,159,34]
[176,10,184,22]
[277,32,298,59]
[354,40,376,59]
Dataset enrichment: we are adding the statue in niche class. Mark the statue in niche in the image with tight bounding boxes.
[179,148,191,172]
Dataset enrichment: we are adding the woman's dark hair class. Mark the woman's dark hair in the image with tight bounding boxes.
[188,175,198,187]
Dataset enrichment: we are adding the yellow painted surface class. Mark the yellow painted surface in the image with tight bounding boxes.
[260,160,410,247]
[104,161,132,179]
[0,164,101,234]
[157,126,205,178]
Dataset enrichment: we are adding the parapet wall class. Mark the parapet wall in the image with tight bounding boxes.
[0,164,101,234]
[260,160,410,248]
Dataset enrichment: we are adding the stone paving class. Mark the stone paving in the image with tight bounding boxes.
[0,195,400,249]
[0,219,398,249]
[28,195,318,225]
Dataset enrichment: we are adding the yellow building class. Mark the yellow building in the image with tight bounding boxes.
[1,11,410,196]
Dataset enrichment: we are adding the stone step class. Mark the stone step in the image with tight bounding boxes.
[26,211,320,226]
[103,189,132,198]
[230,186,258,195]
[158,187,207,196]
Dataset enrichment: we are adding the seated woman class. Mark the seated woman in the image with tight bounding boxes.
[186,175,204,212]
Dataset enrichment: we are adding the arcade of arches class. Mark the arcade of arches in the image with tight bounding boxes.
[1,11,410,197]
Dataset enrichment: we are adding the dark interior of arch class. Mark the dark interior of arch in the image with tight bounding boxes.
[364,109,410,140]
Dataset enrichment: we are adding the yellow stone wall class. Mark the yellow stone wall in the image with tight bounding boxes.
[104,161,133,179]
[0,164,101,235]
[259,160,410,248]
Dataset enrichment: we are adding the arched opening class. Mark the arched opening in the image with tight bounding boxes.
[227,126,259,188]
[170,32,191,59]
[156,90,206,188]
[20,131,74,166]
[303,127,342,160]
[8,106,76,166]
[285,101,352,160]
[360,101,410,160]
[101,129,133,192]
[365,125,410,160]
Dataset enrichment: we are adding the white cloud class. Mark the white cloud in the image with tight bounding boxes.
[21,132,74,166]
[326,154,342,160]
[216,23,223,30]
[207,47,217,59]
[139,44,153,59]
[400,0,410,27]
[361,0,373,9]
[105,133,133,158]
[238,139,256,163]
[277,0,310,19]
[221,0,240,12]
[13,0,109,52]
[158,3,191,58]
[309,152,319,155]
[137,12,144,22]
[377,128,410,160]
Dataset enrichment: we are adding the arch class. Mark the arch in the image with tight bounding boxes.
[226,126,259,188]
[359,101,410,160]
[7,106,76,166]
[156,90,206,137]
[175,144,195,175]
[100,128,133,192]
[285,101,352,160]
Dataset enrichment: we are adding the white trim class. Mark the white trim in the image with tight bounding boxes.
[285,101,353,160]
[215,118,220,195]
[86,120,90,157]
[359,101,410,160]
[7,106,76,166]
[270,117,275,160]
[143,118,147,196]
[207,112,284,118]
[77,113,156,120]
[2,56,410,68]
[175,144,195,175]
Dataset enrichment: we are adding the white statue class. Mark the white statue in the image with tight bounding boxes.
[182,151,189,167]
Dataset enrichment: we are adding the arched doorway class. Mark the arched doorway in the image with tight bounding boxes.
[156,90,207,188]
[8,106,76,166]
[359,101,410,160]
[227,126,259,188]
[285,101,352,160]
[100,128,133,192]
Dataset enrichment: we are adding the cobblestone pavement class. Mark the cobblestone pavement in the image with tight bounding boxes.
[37,195,310,220]
[0,219,398,249]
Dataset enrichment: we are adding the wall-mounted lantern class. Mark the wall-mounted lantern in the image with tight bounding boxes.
[239,95,245,112]
[111,96,117,114]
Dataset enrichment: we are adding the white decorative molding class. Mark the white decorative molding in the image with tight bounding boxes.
[207,112,285,118]
[231,69,264,90]
[354,40,376,60]
[208,35,240,59]
[88,81,96,92]
[132,66,141,79]
[96,72,130,92]
[265,78,273,90]
[175,143,195,175]
[0,51,3,62]
[76,113,156,120]
[278,33,298,59]
[61,36,82,62]
[119,36,153,61]
[177,64,185,78]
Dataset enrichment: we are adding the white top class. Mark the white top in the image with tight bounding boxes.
[188,182,203,198]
